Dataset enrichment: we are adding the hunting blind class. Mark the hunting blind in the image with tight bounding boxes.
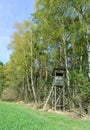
[43,67,66,111]
[52,68,65,86]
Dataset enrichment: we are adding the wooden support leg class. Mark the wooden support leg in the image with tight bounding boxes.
[62,85,65,111]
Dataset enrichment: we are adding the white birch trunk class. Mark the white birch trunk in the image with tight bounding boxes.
[61,21,70,91]
[87,44,90,78]
[30,29,37,106]
[62,34,70,92]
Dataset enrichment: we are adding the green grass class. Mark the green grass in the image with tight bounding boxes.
[0,101,90,130]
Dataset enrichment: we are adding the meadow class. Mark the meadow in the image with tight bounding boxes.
[0,101,90,130]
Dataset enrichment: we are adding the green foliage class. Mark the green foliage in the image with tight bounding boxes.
[1,87,18,101]
[0,62,5,96]
[33,0,90,107]
[71,70,90,96]
[0,102,90,130]
[2,0,90,109]
[5,21,36,101]
[70,70,90,108]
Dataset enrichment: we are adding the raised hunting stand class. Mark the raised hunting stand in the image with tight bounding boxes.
[43,67,66,111]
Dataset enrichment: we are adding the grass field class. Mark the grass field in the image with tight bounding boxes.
[0,101,90,130]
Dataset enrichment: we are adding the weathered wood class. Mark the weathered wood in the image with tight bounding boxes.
[43,84,54,111]
[62,85,65,111]
[54,85,56,111]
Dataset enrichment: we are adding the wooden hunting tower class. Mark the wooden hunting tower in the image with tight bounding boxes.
[52,68,65,86]
[43,67,66,111]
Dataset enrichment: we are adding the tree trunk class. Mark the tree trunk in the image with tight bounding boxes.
[62,34,70,93]
[30,29,37,106]
[87,43,90,79]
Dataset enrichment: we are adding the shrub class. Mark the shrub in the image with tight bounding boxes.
[1,87,18,101]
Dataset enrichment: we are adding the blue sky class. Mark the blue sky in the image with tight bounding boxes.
[0,0,35,64]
